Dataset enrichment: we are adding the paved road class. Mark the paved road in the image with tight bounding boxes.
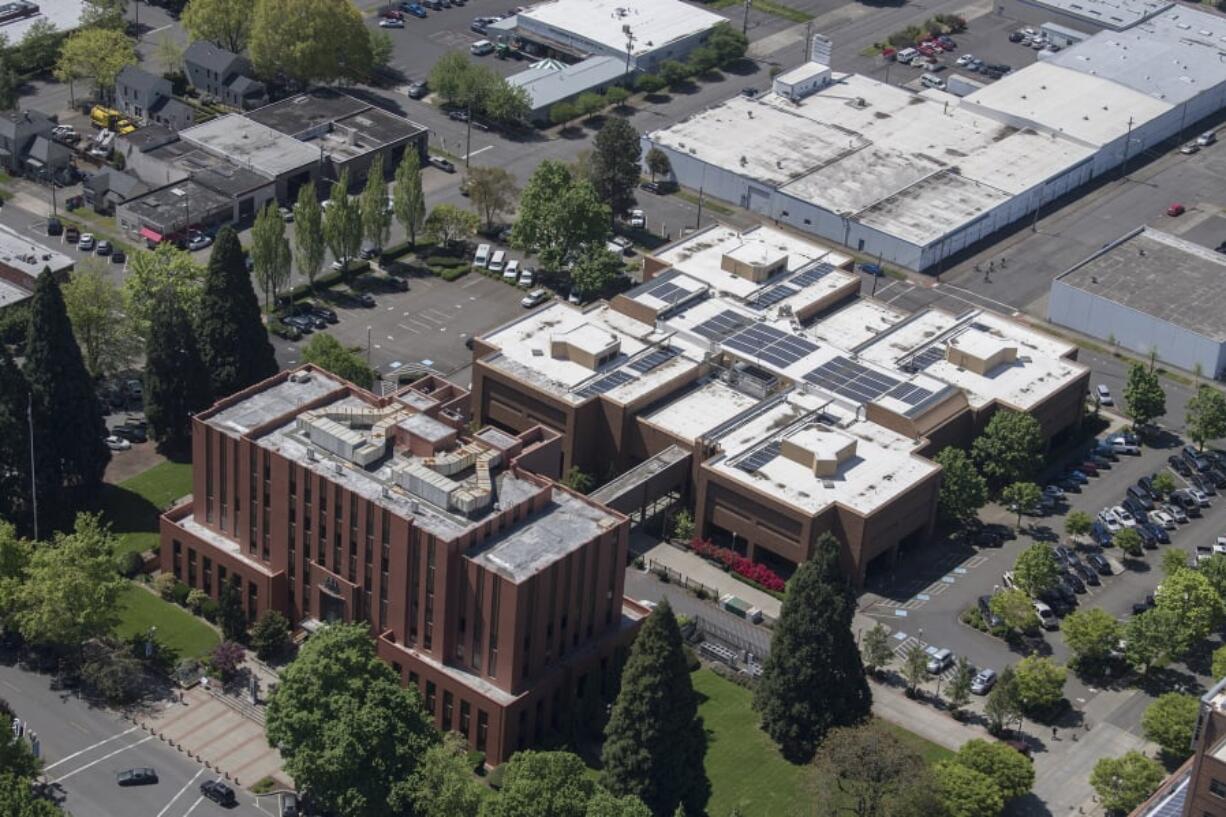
[0,659,269,817]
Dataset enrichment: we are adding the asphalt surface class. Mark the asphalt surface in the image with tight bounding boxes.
[0,660,268,817]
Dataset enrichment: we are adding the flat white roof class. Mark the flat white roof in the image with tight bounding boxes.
[962,61,1172,147]
[516,0,724,57]
[642,380,760,444]
[0,0,84,41]
[1024,0,1171,30]
[708,392,940,515]
[179,115,320,178]
[805,299,908,351]
[0,223,73,279]
[775,61,830,86]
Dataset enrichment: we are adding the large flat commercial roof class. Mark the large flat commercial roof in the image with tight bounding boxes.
[1054,227,1226,342]
[0,0,84,41]
[0,222,72,281]
[1021,0,1171,29]
[180,115,319,178]
[642,380,761,444]
[246,89,427,161]
[1045,6,1226,105]
[508,56,625,111]
[516,0,724,58]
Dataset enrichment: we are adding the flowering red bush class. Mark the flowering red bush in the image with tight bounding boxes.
[690,537,786,592]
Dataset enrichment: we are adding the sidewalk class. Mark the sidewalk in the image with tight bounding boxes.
[642,541,783,619]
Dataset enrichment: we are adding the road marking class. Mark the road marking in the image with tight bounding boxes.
[181,795,206,817]
[44,725,141,771]
[915,593,930,601]
[0,679,19,691]
[894,609,907,617]
[396,323,421,334]
[461,277,484,289]
[415,312,444,325]
[941,576,956,583]
[938,282,1020,314]
[51,734,154,782]
[464,145,494,160]
[156,769,205,817]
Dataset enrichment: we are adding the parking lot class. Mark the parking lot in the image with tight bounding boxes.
[273,265,528,385]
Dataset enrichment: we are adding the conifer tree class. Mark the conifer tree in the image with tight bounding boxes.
[144,295,211,456]
[196,227,277,398]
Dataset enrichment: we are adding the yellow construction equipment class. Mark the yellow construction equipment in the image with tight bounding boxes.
[89,105,136,134]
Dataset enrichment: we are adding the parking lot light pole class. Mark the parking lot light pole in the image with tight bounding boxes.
[366,326,372,366]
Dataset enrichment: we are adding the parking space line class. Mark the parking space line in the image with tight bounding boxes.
[180,795,206,817]
[44,725,141,771]
[156,769,204,817]
[51,734,154,783]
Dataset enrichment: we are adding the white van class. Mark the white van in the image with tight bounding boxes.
[470,40,494,56]
[920,73,946,90]
[896,47,918,64]
[474,243,491,268]
[503,258,520,283]
[488,250,506,272]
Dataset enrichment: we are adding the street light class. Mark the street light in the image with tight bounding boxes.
[366,326,372,366]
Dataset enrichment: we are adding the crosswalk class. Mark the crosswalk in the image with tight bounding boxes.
[890,634,961,684]
[869,552,990,614]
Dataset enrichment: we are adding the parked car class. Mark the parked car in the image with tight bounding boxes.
[1107,436,1140,455]
[1170,490,1202,517]
[112,249,126,265]
[1033,602,1058,630]
[1148,509,1175,529]
[517,267,534,288]
[520,288,548,308]
[95,239,112,256]
[1181,142,1200,155]
[608,235,634,256]
[1065,469,1089,484]
[1144,521,1170,544]
[78,233,95,251]
[64,226,80,244]
[379,16,405,26]
[639,180,677,195]
[402,2,427,16]
[1191,487,1212,506]
[430,156,455,173]
[187,232,212,251]
[1197,130,1217,147]
[971,668,997,695]
[926,648,954,674]
[1079,461,1099,477]
[105,434,131,451]
[46,216,62,236]
[1097,509,1122,533]
[1135,524,1158,549]
[1072,562,1100,586]
[502,258,520,283]
[1095,383,1112,404]
[201,780,237,806]
[407,80,428,99]
[1057,476,1082,493]
[1086,552,1112,576]
[117,768,157,786]
[628,208,646,228]
[1167,202,1186,217]
[1164,502,1189,523]
[1061,571,1086,594]
[310,304,338,323]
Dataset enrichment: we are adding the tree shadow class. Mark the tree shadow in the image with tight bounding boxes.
[642,92,672,104]
[1027,524,1058,543]
[721,58,761,77]
[1122,558,1152,573]
[667,80,701,95]
[1135,665,1201,697]
[558,124,586,139]
[97,483,162,542]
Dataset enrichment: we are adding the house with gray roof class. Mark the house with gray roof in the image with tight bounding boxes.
[0,110,69,179]
[116,66,195,131]
[184,41,267,110]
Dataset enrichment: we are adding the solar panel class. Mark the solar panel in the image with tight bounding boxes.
[693,310,753,341]
[736,441,781,473]
[723,323,786,356]
[752,283,798,309]
[886,382,935,406]
[643,281,685,305]
[575,370,637,399]
[791,262,835,288]
[628,346,679,374]
[906,346,945,372]
[970,322,992,332]
[802,355,901,403]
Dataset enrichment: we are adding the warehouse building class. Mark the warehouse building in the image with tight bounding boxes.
[1049,227,1226,377]
[490,0,725,72]
[643,5,1226,271]
[470,224,1089,583]
[507,57,626,124]
[1000,0,1171,32]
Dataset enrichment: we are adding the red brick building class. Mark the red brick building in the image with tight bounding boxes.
[160,366,646,764]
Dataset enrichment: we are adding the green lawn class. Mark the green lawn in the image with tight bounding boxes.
[693,669,953,816]
[101,460,193,558]
[113,583,219,661]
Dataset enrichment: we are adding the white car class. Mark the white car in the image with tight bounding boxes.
[1096,384,1113,405]
[1111,505,1137,527]
[1033,601,1058,630]
[105,435,131,451]
[1043,485,1064,500]
[503,259,520,283]
[1191,488,1211,507]
[628,208,646,228]
[517,267,534,288]
[956,53,975,67]
[1097,509,1122,533]
[378,16,404,26]
[567,289,581,305]
[187,233,212,251]
[1197,544,1215,565]
[78,233,95,250]
[1148,509,1175,530]
[1165,502,1189,524]
[520,289,548,308]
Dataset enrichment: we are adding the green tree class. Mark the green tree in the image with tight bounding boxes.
[635,74,665,94]
[485,80,531,125]
[984,666,1021,735]
[1151,471,1176,499]
[301,334,376,390]
[933,761,1003,817]
[1186,385,1226,450]
[707,23,749,65]
[971,410,1044,488]
[1142,693,1198,760]
[1123,363,1165,428]
[251,202,292,311]
[659,60,690,87]
[249,609,291,661]
[14,514,124,651]
[0,54,18,111]
[813,721,933,817]
[860,623,894,675]
[144,294,211,456]
[550,101,579,129]
[1199,553,1226,601]
[217,580,247,641]
[466,166,518,232]
[265,623,436,817]
[562,466,593,493]
[393,152,427,247]
[511,161,610,271]
[645,147,671,182]
[54,27,136,101]
[15,21,63,76]
[1124,608,1176,675]
[197,227,278,399]
[1213,644,1226,679]
[670,509,694,541]
[601,599,709,816]
[754,533,871,763]
[324,170,363,272]
[1001,481,1041,528]
[24,272,110,530]
[481,750,594,817]
[953,739,1033,801]
[0,520,31,627]
[154,31,185,74]
[409,733,485,817]
[900,643,929,696]
[250,0,372,84]
[571,246,624,298]
[604,86,630,110]
[583,790,651,817]
[1089,752,1164,815]
[686,45,719,76]
[369,28,394,72]
[934,447,987,526]
[61,260,139,379]
[181,0,250,52]
[294,182,326,294]
[1013,655,1066,713]
[79,0,126,29]
[947,657,974,715]
[576,91,606,120]
[0,772,62,817]
[591,116,641,222]
[124,243,205,339]
[1114,527,1144,558]
[1064,510,1093,540]
[1162,548,1190,576]
[1154,568,1226,654]
[989,588,1039,634]
[429,50,471,105]
[1061,608,1123,672]
[0,348,29,526]
[1012,543,1059,597]
[423,204,480,248]
[360,155,391,251]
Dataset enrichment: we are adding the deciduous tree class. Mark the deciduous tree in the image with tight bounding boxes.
[250,0,372,85]
[360,155,391,251]
[1125,608,1176,675]
[645,147,671,182]
[423,204,479,248]
[989,588,1038,634]
[1064,510,1093,540]
[1089,752,1164,815]
[54,27,136,101]
[301,334,376,390]
[59,260,138,380]
[971,410,1043,488]
[1154,568,1225,654]
[933,761,1003,817]
[571,246,623,298]
[754,533,871,762]
[466,166,518,231]
[324,170,362,271]
[900,643,929,696]
[1186,385,1226,450]
[707,23,749,65]
[984,666,1021,735]
[182,0,250,52]
[1012,543,1059,597]
[813,721,933,817]
[590,116,641,221]
[196,227,278,399]
[933,447,986,526]
[481,751,594,817]
[1123,363,1165,428]
[953,739,1033,801]
[1142,693,1198,760]
[393,152,426,247]
[1013,655,1066,714]
[511,161,610,271]
[265,623,436,817]
[0,348,29,527]
[429,50,470,104]
[1060,608,1122,673]
[124,244,205,339]
[947,657,974,715]
[144,295,211,456]
[409,733,486,817]
[251,203,292,311]
[1114,527,1144,557]
[860,622,894,675]
[249,610,291,661]
[550,101,579,129]
[293,182,326,294]
[601,599,709,817]
[1213,644,1226,680]
[1001,481,1041,528]
[1151,471,1177,499]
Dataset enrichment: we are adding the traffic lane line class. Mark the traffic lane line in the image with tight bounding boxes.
[51,734,155,783]
[43,725,142,771]
[156,769,205,817]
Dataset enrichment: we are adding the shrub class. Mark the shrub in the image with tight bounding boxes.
[249,610,291,661]
[172,581,191,606]
[201,598,220,623]
[438,266,468,281]
[115,550,145,578]
[186,588,208,612]
[210,640,246,682]
[690,537,786,592]
[465,750,486,772]
[154,572,178,600]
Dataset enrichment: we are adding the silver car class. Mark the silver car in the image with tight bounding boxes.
[971,668,996,695]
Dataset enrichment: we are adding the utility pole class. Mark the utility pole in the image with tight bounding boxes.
[1120,116,1135,178]
[804,20,812,62]
[622,24,635,78]
[27,394,37,541]
[464,100,473,168]
[742,0,751,35]
[695,186,704,230]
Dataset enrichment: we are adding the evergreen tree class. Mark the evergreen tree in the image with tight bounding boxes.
[590,116,641,222]
[196,227,278,399]
[144,295,211,457]
[0,346,30,526]
[218,580,247,642]
[753,533,871,763]
[601,599,709,817]
[23,271,109,531]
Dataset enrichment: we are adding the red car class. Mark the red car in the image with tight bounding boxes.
[382,8,404,18]
[917,43,937,57]
[1167,203,1186,216]
[1079,461,1099,476]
